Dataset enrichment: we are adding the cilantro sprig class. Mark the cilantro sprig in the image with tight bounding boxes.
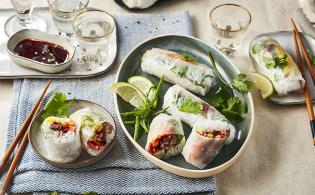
[41,92,73,120]
[207,52,249,121]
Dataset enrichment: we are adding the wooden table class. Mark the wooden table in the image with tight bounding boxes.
[1,0,314,194]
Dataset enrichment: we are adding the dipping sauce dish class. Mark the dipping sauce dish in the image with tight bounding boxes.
[7,29,75,73]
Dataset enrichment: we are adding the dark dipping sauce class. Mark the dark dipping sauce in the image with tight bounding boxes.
[13,38,69,64]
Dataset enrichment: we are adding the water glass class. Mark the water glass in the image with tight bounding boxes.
[209,4,251,55]
[5,0,47,36]
[73,9,116,63]
[47,0,89,38]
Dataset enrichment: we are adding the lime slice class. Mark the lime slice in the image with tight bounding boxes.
[128,76,155,101]
[249,72,274,99]
[111,82,146,108]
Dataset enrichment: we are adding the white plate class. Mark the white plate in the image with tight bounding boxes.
[250,31,315,105]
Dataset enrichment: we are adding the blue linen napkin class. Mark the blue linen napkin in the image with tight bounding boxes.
[1,11,216,194]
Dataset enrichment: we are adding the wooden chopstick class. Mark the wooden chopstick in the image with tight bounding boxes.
[292,30,315,145]
[0,80,52,173]
[291,18,315,84]
[0,103,42,195]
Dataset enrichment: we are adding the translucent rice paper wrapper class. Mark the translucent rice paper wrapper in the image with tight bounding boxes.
[145,113,185,159]
[41,116,81,163]
[163,85,235,144]
[182,120,230,169]
[141,48,216,96]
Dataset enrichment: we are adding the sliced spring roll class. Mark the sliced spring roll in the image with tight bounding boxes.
[163,84,235,144]
[41,116,81,163]
[141,48,216,96]
[145,113,185,159]
[182,120,230,169]
[70,108,114,156]
[250,36,305,96]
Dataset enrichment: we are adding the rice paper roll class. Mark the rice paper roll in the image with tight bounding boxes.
[41,116,81,163]
[250,36,305,95]
[182,120,230,169]
[163,85,235,144]
[145,113,185,159]
[141,48,216,96]
[70,108,115,156]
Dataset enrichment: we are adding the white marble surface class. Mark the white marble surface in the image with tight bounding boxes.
[1,0,315,194]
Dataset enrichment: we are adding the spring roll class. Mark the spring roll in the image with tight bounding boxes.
[250,36,305,95]
[70,108,115,156]
[41,116,81,163]
[182,120,230,169]
[163,84,235,144]
[141,48,216,96]
[145,113,185,159]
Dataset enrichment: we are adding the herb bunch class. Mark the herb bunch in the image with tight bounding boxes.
[207,52,252,121]
[121,76,167,140]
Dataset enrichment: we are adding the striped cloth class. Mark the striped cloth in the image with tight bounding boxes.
[0,11,216,194]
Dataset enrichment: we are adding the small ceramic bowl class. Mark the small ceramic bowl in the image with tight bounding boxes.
[29,99,116,168]
[7,29,75,74]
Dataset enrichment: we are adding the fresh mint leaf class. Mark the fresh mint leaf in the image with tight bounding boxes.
[177,97,203,114]
[231,73,255,93]
[41,92,73,120]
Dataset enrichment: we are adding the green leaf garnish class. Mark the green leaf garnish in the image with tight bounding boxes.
[82,192,98,195]
[231,73,255,94]
[177,97,202,114]
[49,191,58,195]
[41,92,73,120]
[274,54,288,69]
[207,51,247,121]
[120,76,165,140]
[307,49,315,66]
[183,52,198,62]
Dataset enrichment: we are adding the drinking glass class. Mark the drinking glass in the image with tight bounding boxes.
[73,9,116,63]
[209,4,251,55]
[5,0,47,36]
[47,0,89,38]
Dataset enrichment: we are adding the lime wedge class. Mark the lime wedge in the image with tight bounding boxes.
[111,82,146,108]
[128,76,155,101]
[249,72,274,99]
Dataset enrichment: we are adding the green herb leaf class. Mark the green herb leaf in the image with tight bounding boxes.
[208,51,229,86]
[175,134,184,143]
[251,43,265,54]
[82,192,98,195]
[274,54,288,69]
[177,97,203,114]
[183,52,198,62]
[41,92,73,120]
[307,49,315,66]
[231,73,255,93]
[221,97,246,121]
[49,191,58,195]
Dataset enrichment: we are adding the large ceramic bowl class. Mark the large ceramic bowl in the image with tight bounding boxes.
[114,34,254,178]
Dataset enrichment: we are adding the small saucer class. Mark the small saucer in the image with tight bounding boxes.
[29,99,116,168]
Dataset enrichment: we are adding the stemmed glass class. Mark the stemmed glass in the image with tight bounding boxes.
[5,0,47,37]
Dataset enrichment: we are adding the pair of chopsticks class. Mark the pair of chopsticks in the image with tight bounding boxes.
[291,19,315,145]
[0,80,52,195]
